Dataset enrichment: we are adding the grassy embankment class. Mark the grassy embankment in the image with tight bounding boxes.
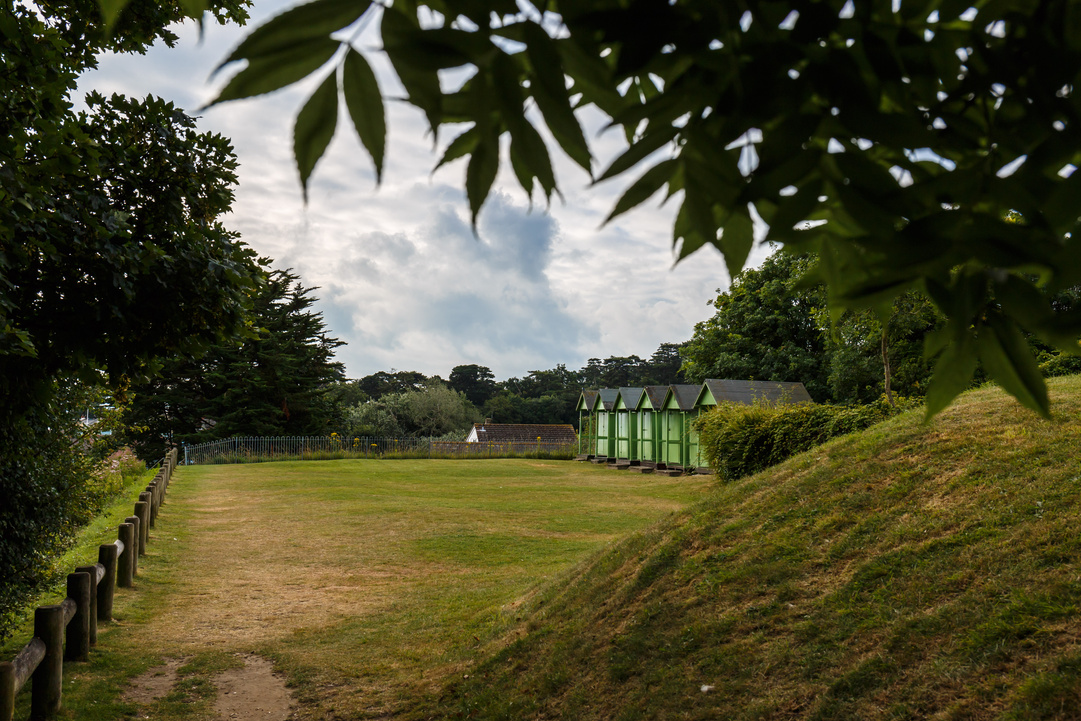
[0,458,708,720]
[430,377,1081,720]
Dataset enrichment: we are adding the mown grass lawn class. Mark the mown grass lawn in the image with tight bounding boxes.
[1,458,709,720]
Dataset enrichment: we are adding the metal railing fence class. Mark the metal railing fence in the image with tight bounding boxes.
[182,435,578,465]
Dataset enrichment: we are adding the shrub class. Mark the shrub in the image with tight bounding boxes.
[696,398,906,481]
[1039,352,1081,378]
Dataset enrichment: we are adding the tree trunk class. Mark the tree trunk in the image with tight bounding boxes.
[881,325,895,407]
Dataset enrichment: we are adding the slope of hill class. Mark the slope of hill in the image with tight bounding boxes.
[423,378,1081,720]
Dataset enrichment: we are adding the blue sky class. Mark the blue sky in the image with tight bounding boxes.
[79,1,770,380]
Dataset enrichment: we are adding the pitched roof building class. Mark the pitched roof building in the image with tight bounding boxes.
[465,423,578,446]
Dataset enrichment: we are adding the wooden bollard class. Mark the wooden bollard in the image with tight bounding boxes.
[135,498,150,555]
[97,543,117,622]
[118,522,136,586]
[30,605,63,720]
[1,661,14,721]
[146,484,158,528]
[64,572,91,662]
[74,565,99,645]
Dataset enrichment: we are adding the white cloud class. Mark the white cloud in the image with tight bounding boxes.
[75,2,764,380]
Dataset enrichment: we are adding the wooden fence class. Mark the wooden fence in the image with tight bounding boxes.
[0,448,178,721]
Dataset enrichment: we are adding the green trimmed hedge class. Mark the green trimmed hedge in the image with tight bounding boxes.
[695,399,905,481]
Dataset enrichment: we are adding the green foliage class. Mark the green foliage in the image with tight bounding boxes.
[1040,351,1081,379]
[684,249,946,404]
[0,381,148,639]
[2,5,262,406]
[356,370,431,400]
[682,251,830,400]
[123,269,344,459]
[0,0,257,640]
[696,398,904,481]
[448,364,498,407]
[342,382,479,438]
[824,291,944,404]
[210,0,1081,417]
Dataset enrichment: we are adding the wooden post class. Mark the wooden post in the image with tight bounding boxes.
[1,661,14,721]
[146,484,158,528]
[64,573,91,662]
[30,605,63,720]
[118,521,136,586]
[73,565,99,646]
[97,543,117,622]
[135,498,149,555]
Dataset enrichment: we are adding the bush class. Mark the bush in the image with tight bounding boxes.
[1039,352,1081,378]
[0,382,144,640]
[696,398,906,481]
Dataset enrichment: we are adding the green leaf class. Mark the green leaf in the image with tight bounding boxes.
[673,201,708,259]
[714,206,754,278]
[218,0,370,69]
[98,0,133,32]
[435,127,479,172]
[178,0,208,21]
[294,73,338,202]
[466,131,500,229]
[977,313,1051,418]
[382,8,442,131]
[207,38,339,107]
[522,23,592,172]
[489,54,557,202]
[596,126,678,183]
[507,122,556,203]
[342,49,385,183]
[762,179,823,241]
[604,159,677,224]
[924,329,978,419]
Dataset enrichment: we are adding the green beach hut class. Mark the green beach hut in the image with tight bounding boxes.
[613,387,645,463]
[591,388,619,460]
[635,385,668,466]
[658,384,702,470]
[575,389,599,457]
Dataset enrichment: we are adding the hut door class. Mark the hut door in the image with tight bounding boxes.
[666,412,682,465]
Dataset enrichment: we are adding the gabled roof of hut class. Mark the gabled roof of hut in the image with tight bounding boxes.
[616,387,645,410]
[596,388,619,411]
[576,389,599,412]
[643,385,669,410]
[696,379,813,407]
[664,384,701,412]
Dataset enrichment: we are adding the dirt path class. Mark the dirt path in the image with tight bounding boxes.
[125,655,294,720]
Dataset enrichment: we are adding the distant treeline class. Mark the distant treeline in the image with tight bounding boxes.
[320,344,688,440]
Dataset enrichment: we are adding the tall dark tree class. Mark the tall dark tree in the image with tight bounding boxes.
[356,370,430,400]
[448,364,498,407]
[641,343,686,386]
[124,269,344,459]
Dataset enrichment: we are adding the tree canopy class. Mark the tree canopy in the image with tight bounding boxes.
[682,250,943,403]
[3,1,260,408]
[184,0,1081,418]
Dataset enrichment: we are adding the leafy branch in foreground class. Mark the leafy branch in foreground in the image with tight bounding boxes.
[195,0,1081,418]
